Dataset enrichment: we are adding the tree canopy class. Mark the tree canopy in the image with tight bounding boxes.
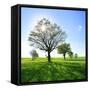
[30,50,38,60]
[68,51,73,58]
[57,43,71,60]
[75,53,78,58]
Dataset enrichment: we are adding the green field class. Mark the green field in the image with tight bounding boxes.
[21,57,86,83]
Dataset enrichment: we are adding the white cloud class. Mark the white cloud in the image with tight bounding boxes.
[78,25,82,31]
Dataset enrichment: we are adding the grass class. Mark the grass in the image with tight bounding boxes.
[21,57,86,83]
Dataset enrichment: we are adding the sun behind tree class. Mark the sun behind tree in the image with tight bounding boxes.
[28,18,66,62]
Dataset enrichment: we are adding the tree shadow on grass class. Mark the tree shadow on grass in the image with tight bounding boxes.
[21,62,86,83]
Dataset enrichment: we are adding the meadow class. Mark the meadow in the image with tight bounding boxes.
[21,57,86,83]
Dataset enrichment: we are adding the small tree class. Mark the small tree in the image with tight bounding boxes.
[68,51,73,58]
[75,53,78,58]
[30,50,38,60]
[57,43,71,60]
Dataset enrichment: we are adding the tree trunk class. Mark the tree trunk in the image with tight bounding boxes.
[63,53,66,60]
[48,51,51,62]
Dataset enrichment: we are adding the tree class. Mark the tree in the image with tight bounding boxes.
[30,50,38,60]
[75,53,78,58]
[68,51,73,58]
[57,43,71,60]
[28,18,66,62]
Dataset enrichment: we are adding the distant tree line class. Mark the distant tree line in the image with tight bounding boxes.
[57,43,78,60]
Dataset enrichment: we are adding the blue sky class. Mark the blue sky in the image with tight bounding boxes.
[21,7,86,57]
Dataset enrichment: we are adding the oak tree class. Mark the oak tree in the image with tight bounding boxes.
[28,18,66,62]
